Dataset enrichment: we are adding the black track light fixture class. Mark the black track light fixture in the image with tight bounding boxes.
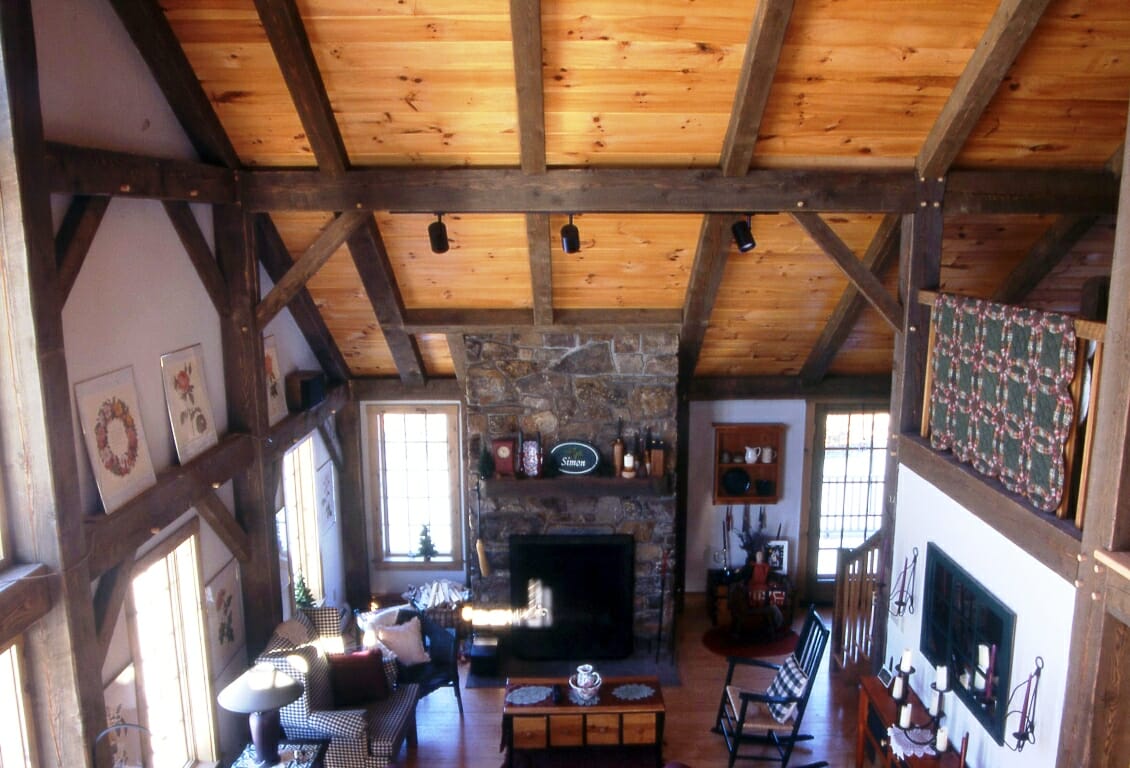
[428,213,449,254]
[732,214,756,253]
[561,214,581,254]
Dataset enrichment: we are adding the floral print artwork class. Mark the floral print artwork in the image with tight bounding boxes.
[160,344,218,464]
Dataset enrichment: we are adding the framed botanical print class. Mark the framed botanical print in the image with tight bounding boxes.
[75,366,157,513]
[205,558,245,675]
[263,336,288,426]
[317,460,336,525]
[160,344,219,464]
[103,664,144,768]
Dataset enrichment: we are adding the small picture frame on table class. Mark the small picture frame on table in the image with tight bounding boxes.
[766,539,789,575]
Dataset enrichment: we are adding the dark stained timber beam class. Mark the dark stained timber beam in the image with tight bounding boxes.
[800,214,901,384]
[195,491,250,563]
[255,210,367,328]
[509,0,546,174]
[92,559,135,666]
[255,214,351,382]
[917,0,1053,178]
[263,383,348,464]
[689,374,892,401]
[679,215,730,382]
[346,218,426,385]
[992,214,1099,305]
[0,564,51,649]
[401,307,681,333]
[55,194,110,304]
[163,201,231,317]
[792,211,903,332]
[526,213,553,325]
[106,0,240,167]
[446,333,468,385]
[244,167,919,213]
[945,169,1118,215]
[45,142,236,203]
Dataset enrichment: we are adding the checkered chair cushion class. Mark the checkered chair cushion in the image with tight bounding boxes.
[303,605,347,638]
[764,655,808,723]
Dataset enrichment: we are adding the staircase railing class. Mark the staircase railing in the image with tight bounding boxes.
[831,530,882,672]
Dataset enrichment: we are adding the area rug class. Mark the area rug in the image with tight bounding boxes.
[701,626,798,659]
[465,651,680,689]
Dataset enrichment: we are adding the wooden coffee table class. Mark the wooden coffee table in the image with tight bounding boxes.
[501,675,665,767]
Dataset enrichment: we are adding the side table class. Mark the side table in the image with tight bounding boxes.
[856,676,962,767]
[706,567,746,625]
[231,741,326,768]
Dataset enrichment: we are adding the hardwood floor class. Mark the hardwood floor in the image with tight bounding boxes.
[401,595,860,768]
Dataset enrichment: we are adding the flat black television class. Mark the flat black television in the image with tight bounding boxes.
[509,533,635,660]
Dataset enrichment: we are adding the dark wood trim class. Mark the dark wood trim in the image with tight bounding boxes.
[93,559,135,666]
[346,218,426,385]
[0,564,51,649]
[792,211,903,332]
[317,421,344,472]
[679,215,730,382]
[263,383,349,464]
[446,334,468,385]
[255,214,351,382]
[45,141,236,202]
[163,200,231,317]
[899,436,1081,582]
[992,214,1099,304]
[253,0,348,173]
[55,194,110,304]
[481,475,670,499]
[105,0,240,167]
[526,213,553,325]
[944,169,1118,215]
[916,0,1053,177]
[509,0,546,174]
[402,307,682,333]
[243,167,919,213]
[800,214,901,384]
[719,0,795,175]
[349,376,463,402]
[84,433,255,578]
[196,491,250,563]
[687,374,892,401]
[256,210,367,328]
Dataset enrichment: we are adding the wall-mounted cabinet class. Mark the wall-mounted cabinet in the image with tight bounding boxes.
[712,423,783,504]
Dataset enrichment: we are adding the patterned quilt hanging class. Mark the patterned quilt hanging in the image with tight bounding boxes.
[928,294,1076,513]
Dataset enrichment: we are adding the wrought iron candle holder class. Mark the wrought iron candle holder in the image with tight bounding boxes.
[1007,656,1044,752]
[889,546,918,617]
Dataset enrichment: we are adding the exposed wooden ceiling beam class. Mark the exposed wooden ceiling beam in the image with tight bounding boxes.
[195,490,250,563]
[253,0,348,173]
[792,211,904,332]
[402,307,682,333]
[526,213,554,325]
[163,201,231,317]
[45,142,236,202]
[689,374,892,401]
[510,0,546,174]
[0,564,51,651]
[93,559,135,666]
[345,218,426,385]
[106,0,240,167]
[55,194,110,304]
[446,333,469,385]
[679,214,731,382]
[255,215,351,382]
[917,0,1053,178]
[992,215,1100,305]
[800,214,902,384]
[720,0,795,176]
[256,210,367,328]
[944,169,1117,215]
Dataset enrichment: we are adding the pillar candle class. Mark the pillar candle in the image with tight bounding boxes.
[977,643,990,669]
[891,675,904,700]
[928,690,939,716]
[899,703,912,729]
[936,726,949,752]
[900,649,913,672]
[935,664,948,691]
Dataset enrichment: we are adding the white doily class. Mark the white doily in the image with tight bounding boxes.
[506,685,553,705]
[612,683,655,701]
[568,688,600,706]
[887,726,937,759]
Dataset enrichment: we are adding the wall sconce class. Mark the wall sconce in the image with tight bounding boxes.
[1007,656,1043,752]
[428,213,449,254]
[731,214,756,252]
[561,214,581,254]
[889,547,918,617]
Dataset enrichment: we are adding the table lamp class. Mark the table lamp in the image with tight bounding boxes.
[217,663,303,765]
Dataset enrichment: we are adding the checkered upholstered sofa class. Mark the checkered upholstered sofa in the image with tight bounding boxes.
[257,610,419,768]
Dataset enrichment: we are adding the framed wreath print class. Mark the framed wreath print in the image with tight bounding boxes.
[75,367,157,513]
[263,336,288,426]
[766,539,789,575]
[160,344,218,464]
[103,664,143,768]
[205,558,245,675]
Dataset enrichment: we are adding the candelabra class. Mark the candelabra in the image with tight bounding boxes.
[889,654,952,751]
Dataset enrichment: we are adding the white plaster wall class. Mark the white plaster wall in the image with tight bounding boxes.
[886,468,1073,768]
[686,400,807,592]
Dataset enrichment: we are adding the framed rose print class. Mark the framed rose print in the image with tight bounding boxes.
[103,664,144,768]
[205,558,245,675]
[263,336,288,426]
[75,367,157,513]
[160,344,218,464]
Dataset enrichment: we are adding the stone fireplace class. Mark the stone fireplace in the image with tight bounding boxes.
[462,330,678,651]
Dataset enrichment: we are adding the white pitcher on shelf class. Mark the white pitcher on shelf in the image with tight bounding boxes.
[744,446,761,463]
[760,446,776,463]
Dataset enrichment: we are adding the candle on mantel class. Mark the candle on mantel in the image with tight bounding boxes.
[936,664,948,691]
[936,726,949,752]
[891,675,904,701]
[900,649,913,673]
[899,703,912,729]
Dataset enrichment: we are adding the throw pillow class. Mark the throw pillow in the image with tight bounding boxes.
[377,617,431,665]
[273,617,315,647]
[765,655,808,723]
[328,649,388,706]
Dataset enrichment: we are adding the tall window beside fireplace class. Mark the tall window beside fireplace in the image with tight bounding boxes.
[362,402,464,567]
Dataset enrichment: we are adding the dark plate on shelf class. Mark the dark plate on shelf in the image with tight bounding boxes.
[721,467,751,496]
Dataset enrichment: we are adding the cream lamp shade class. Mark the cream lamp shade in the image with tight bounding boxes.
[217,663,303,765]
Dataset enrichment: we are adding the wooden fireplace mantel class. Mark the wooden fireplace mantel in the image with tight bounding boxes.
[480,475,671,499]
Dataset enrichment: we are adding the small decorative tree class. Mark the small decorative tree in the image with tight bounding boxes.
[294,572,315,608]
[416,524,439,562]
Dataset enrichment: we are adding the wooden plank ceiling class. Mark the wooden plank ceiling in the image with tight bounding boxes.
[147,0,1128,383]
